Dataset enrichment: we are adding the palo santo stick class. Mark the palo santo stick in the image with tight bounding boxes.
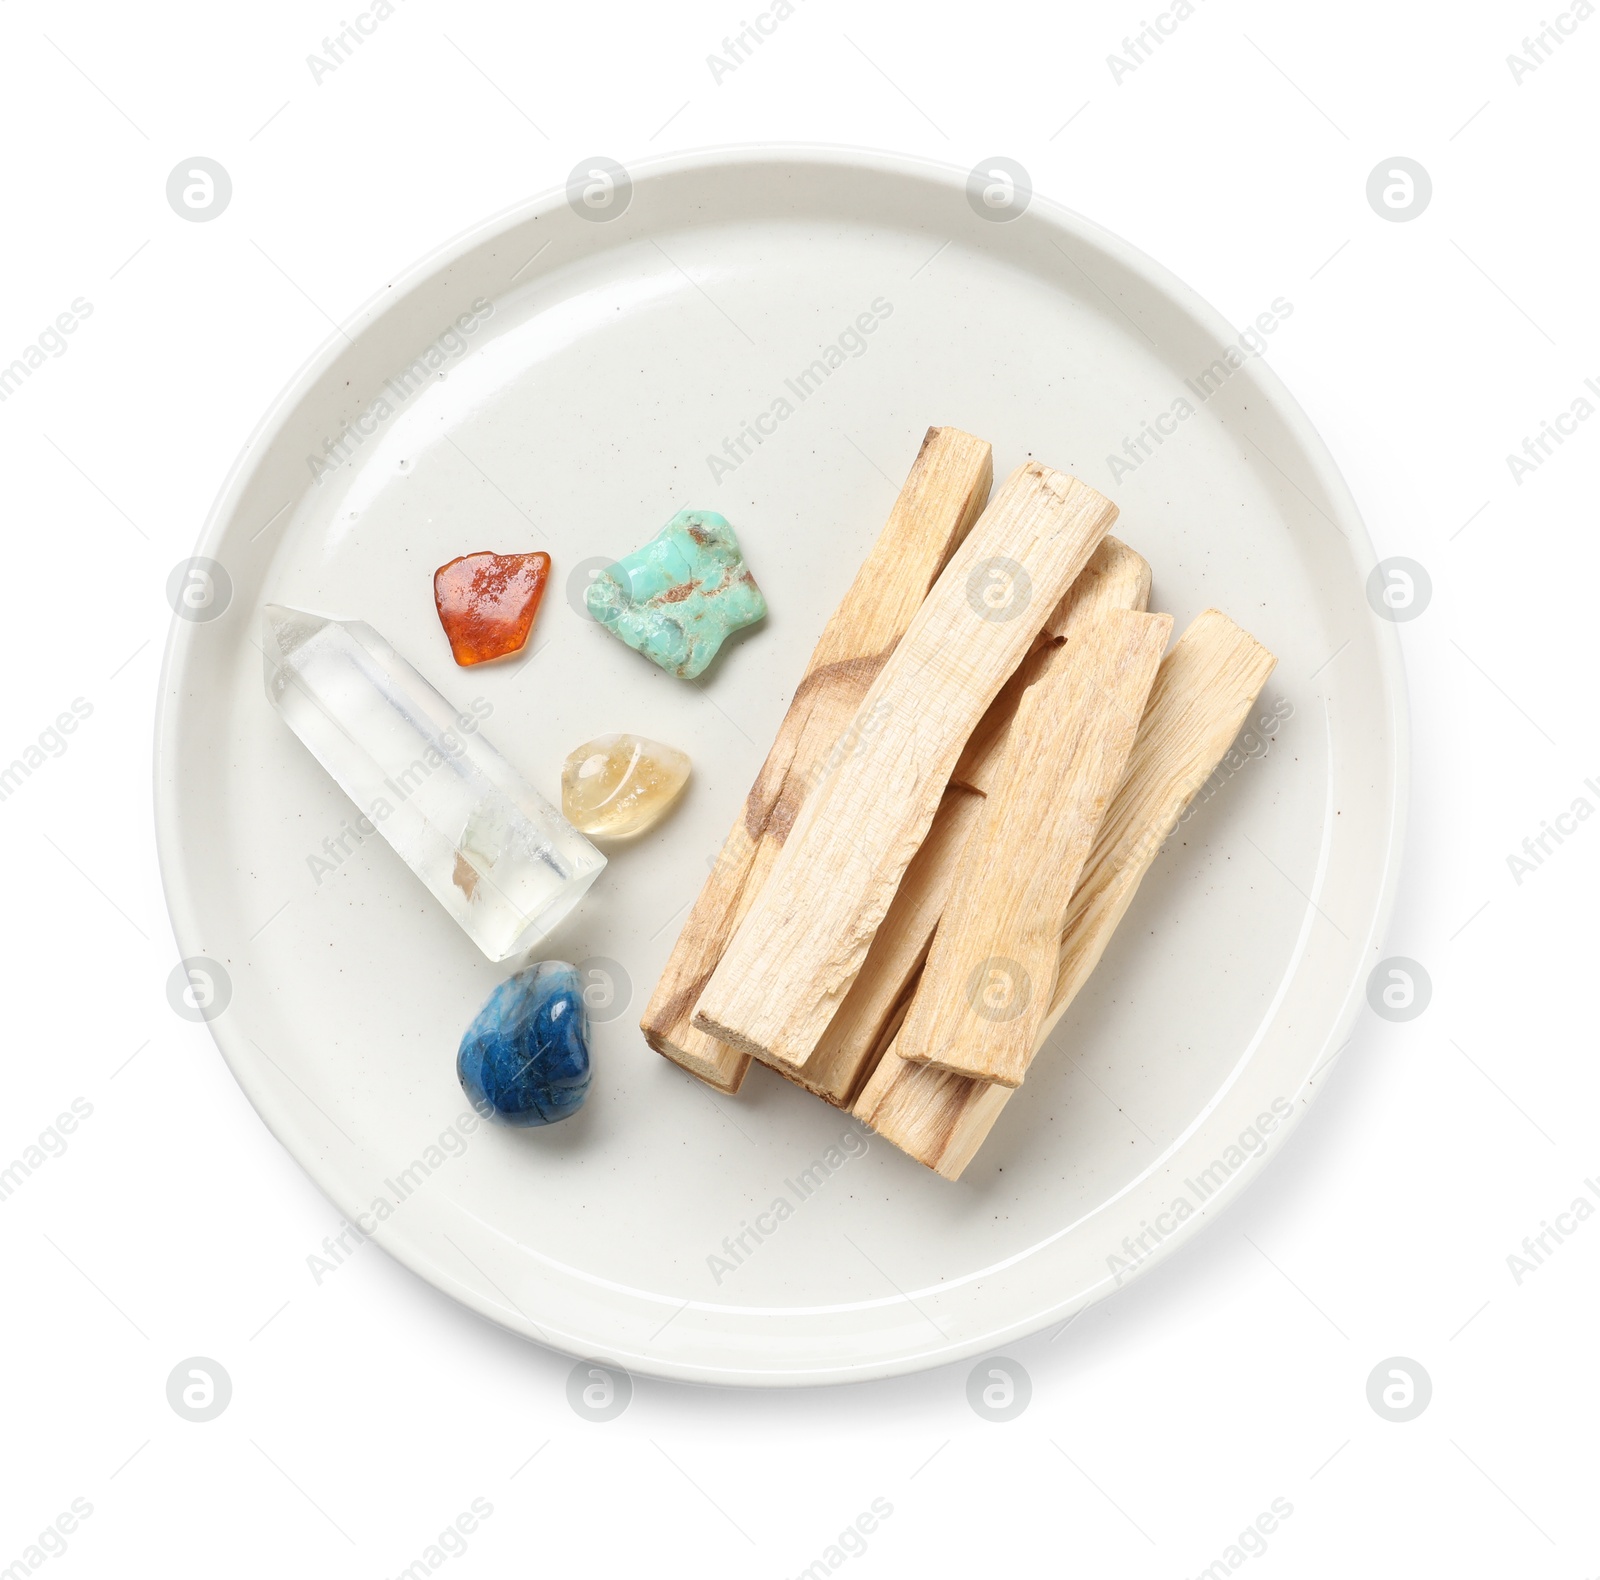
[693,463,1120,1070]
[786,784,986,1106]
[1048,607,1277,1019]
[641,427,993,1092]
[853,1055,1015,1183]
[855,608,1278,1179]
[783,537,1152,1107]
[950,537,1151,796]
[898,607,1173,1087]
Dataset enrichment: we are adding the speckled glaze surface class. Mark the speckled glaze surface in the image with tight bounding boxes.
[154,148,1406,1386]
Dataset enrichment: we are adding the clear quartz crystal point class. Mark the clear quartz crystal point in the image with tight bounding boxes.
[262,605,605,961]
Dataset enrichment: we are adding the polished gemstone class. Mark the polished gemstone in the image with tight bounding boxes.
[457,960,590,1126]
[585,510,766,679]
[561,733,691,838]
[262,606,604,961]
[433,550,551,666]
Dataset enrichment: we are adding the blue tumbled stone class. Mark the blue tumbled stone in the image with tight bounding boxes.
[457,960,591,1126]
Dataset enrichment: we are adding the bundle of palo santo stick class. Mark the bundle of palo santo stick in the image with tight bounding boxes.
[642,427,1277,1181]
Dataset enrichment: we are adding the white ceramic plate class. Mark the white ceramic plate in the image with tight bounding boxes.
[155,147,1406,1386]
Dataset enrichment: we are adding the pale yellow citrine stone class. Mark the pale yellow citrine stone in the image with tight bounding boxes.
[560,734,691,839]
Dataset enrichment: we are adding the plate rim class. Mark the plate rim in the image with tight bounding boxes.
[153,142,1410,1386]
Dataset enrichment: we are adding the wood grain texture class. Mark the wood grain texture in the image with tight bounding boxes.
[950,537,1151,796]
[693,463,1120,1069]
[783,783,986,1106]
[770,537,1152,1106]
[898,608,1172,1087]
[640,426,993,1092]
[854,608,1277,1178]
[1045,607,1277,1023]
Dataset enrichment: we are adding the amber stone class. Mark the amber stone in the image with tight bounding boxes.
[433,551,551,666]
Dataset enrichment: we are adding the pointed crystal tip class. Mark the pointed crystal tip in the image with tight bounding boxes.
[261,603,329,694]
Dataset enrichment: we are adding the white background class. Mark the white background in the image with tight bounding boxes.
[2,0,1596,1575]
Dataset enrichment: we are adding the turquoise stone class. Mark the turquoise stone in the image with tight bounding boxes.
[586,510,766,679]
